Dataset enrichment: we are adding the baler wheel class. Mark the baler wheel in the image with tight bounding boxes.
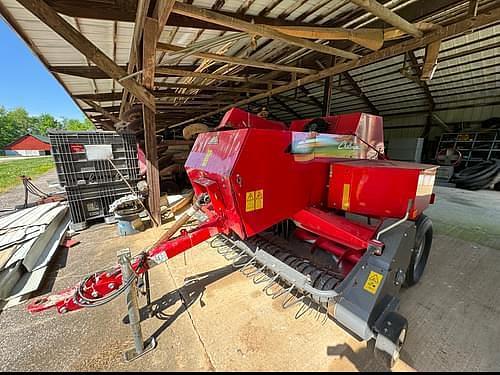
[374,311,408,369]
[404,214,433,287]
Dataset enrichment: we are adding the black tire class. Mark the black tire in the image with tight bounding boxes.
[455,164,498,184]
[374,311,408,369]
[403,215,433,287]
[454,160,498,182]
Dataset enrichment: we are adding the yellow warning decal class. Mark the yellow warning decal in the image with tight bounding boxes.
[245,189,264,212]
[202,149,213,167]
[246,191,255,212]
[255,189,264,210]
[364,271,383,294]
[342,183,350,211]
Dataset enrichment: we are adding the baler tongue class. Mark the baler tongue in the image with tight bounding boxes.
[210,234,343,322]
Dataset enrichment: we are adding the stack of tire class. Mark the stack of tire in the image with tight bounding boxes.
[453,159,500,190]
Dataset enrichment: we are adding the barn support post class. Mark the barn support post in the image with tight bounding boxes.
[142,17,161,227]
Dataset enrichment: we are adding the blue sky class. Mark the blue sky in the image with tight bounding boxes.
[0,18,84,120]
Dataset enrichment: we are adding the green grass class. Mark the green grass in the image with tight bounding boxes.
[0,157,55,193]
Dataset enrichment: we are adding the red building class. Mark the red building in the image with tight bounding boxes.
[3,134,51,156]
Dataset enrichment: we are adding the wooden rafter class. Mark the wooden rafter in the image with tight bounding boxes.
[171,2,360,60]
[168,7,500,128]
[155,67,288,85]
[342,72,379,114]
[157,43,317,74]
[153,0,176,42]
[80,99,121,124]
[421,40,442,81]
[322,75,333,116]
[119,0,151,118]
[50,65,128,79]
[349,0,423,38]
[272,96,302,118]
[154,81,264,93]
[298,86,323,110]
[275,26,384,51]
[17,0,155,110]
[407,51,435,111]
[468,0,479,17]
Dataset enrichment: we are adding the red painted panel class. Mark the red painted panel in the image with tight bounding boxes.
[328,160,438,219]
[185,128,329,238]
[215,107,287,131]
[5,135,51,151]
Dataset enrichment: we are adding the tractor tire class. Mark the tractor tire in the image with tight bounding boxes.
[403,215,433,287]
[374,311,408,369]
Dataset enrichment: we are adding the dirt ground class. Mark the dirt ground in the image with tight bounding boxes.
[0,182,499,371]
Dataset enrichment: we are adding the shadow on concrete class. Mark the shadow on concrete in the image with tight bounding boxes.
[327,339,414,372]
[123,264,237,342]
[327,341,387,372]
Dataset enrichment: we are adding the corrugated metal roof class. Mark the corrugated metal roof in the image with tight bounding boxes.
[0,0,499,128]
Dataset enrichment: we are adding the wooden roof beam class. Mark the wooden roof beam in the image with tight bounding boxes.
[49,65,126,79]
[157,43,317,75]
[342,72,379,114]
[421,39,442,81]
[154,81,264,93]
[298,86,323,110]
[349,0,423,38]
[80,99,121,124]
[119,0,151,118]
[17,0,155,110]
[156,67,288,85]
[168,7,500,128]
[272,96,302,119]
[407,51,436,111]
[76,90,228,101]
[45,1,337,31]
[274,26,384,51]
[171,2,360,60]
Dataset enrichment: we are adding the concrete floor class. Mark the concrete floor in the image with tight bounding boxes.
[0,186,499,371]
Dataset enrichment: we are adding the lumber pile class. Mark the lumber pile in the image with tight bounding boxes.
[117,106,204,194]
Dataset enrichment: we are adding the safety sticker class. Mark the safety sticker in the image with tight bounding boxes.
[342,183,350,211]
[255,189,264,210]
[363,271,383,294]
[202,149,213,167]
[246,191,255,212]
[245,189,264,212]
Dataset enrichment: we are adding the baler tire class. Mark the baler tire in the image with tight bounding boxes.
[403,215,432,288]
[374,312,408,369]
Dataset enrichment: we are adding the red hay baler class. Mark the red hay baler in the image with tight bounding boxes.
[29,108,437,368]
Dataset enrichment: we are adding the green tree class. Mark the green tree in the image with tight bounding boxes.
[33,113,63,135]
[62,118,94,131]
[0,106,95,148]
[0,106,30,147]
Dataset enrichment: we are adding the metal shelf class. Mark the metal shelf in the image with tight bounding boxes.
[436,130,499,167]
